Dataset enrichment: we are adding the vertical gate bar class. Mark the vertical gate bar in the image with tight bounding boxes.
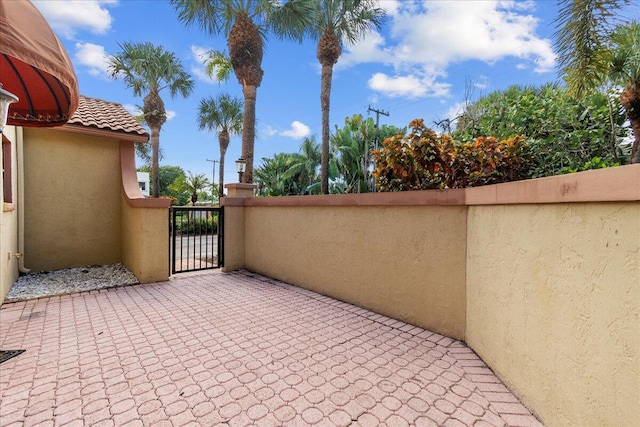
[198,210,203,269]
[204,209,211,265]
[184,209,189,272]
[219,207,223,267]
[192,211,196,270]
[170,208,175,274]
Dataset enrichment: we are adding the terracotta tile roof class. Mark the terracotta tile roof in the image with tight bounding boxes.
[67,95,149,139]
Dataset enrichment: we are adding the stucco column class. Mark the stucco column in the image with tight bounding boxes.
[225,183,256,198]
[220,184,256,272]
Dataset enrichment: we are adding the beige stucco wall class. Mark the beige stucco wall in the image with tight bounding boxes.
[220,206,246,273]
[0,126,19,303]
[22,128,122,271]
[221,165,639,426]
[121,195,168,283]
[119,140,170,283]
[466,202,640,427]
[243,205,468,339]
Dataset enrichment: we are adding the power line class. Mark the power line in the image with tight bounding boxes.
[367,105,390,149]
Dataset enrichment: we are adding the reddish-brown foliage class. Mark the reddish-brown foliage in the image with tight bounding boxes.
[372,119,531,191]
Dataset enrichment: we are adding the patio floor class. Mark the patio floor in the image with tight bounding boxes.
[0,270,543,427]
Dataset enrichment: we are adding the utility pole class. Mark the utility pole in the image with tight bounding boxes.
[367,105,389,150]
[206,159,218,205]
[367,105,389,192]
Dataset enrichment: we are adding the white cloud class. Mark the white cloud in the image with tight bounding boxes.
[262,125,278,137]
[123,104,175,121]
[123,104,141,117]
[32,0,117,39]
[336,30,389,70]
[343,0,556,99]
[378,0,402,16]
[281,121,311,139]
[190,45,227,84]
[74,42,111,78]
[445,102,469,122]
[387,1,555,72]
[368,71,451,99]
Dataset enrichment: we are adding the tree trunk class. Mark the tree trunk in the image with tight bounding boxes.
[242,84,257,183]
[219,147,226,198]
[320,63,333,194]
[150,125,161,198]
[629,118,640,164]
[620,85,640,163]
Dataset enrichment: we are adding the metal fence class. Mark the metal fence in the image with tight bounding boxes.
[170,206,223,274]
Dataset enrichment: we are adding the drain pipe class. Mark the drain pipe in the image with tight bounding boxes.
[16,127,30,273]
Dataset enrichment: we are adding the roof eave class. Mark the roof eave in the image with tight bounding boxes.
[56,122,150,143]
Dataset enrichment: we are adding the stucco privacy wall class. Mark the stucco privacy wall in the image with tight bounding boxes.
[238,192,468,340]
[22,128,122,271]
[0,126,19,302]
[466,202,639,427]
[223,164,639,427]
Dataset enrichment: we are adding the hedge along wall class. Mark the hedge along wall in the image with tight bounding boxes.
[222,165,640,427]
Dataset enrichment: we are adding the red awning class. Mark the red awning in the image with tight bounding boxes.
[0,0,78,127]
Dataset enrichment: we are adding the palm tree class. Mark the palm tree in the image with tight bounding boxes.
[254,153,302,196]
[171,171,211,205]
[283,136,321,193]
[204,50,234,83]
[172,0,313,183]
[198,94,243,198]
[186,172,211,204]
[609,23,640,163]
[554,1,639,163]
[307,0,384,193]
[109,42,194,197]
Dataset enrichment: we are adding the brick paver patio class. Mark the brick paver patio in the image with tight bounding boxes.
[0,270,543,426]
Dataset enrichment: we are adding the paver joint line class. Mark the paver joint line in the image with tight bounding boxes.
[0,270,543,426]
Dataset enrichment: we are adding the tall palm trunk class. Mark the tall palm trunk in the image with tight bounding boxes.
[219,147,226,198]
[320,63,333,194]
[229,12,263,183]
[143,90,167,198]
[150,125,161,197]
[218,128,230,197]
[620,84,640,163]
[241,84,257,182]
[318,30,341,194]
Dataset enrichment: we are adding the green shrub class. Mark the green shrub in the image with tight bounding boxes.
[176,215,218,234]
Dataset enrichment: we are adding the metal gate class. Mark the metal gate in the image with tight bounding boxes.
[170,206,223,274]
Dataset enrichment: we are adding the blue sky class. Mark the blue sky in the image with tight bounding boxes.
[31,0,634,188]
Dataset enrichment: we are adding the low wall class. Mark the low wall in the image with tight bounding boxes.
[466,202,639,426]
[222,165,640,427]
[120,142,170,283]
[244,204,467,340]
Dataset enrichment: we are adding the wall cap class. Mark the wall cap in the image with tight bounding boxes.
[221,164,639,207]
[120,141,171,209]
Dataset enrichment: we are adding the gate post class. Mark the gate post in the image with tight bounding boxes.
[220,183,256,272]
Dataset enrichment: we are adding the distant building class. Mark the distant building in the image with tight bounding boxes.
[137,172,150,197]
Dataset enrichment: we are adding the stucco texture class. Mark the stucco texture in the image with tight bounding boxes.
[244,205,467,340]
[120,195,168,283]
[0,126,19,302]
[466,202,640,427]
[22,128,122,271]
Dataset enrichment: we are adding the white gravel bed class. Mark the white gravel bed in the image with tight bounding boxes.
[4,263,139,303]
